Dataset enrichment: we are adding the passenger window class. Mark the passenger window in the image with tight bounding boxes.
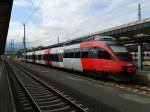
[81,51,89,58]
[49,54,51,60]
[69,52,74,58]
[44,55,48,61]
[39,55,42,60]
[55,54,59,61]
[64,53,69,58]
[59,54,63,62]
[75,52,80,58]
[32,55,35,60]
[38,55,40,60]
[51,54,54,61]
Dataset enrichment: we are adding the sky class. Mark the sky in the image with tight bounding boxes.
[6,0,150,49]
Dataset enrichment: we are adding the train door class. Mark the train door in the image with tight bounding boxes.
[32,52,35,63]
[94,47,114,73]
[81,47,93,71]
[89,47,100,71]
[72,48,83,71]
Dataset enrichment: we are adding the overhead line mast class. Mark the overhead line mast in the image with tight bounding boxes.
[23,23,26,60]
[137,3,142,69]
[138,3,142,21]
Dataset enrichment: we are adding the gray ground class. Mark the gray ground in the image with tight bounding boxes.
[18,61,150,112]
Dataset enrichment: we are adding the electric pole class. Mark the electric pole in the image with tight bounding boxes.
[10,39,13,53]
[12,39,15,53]
[58,36,59,44]
[23,23,26,60]
[138,3,141,21]
[137,3,143,69]
[10,39,15,53]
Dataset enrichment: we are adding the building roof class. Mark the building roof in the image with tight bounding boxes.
[80,17,150,44]
[0,0,13,55]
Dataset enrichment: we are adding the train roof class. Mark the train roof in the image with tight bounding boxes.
[26,36,116,52]
[43,36,115,49]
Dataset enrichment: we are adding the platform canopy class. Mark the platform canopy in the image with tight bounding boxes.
[80,18,150,44]
[0,0,13,55]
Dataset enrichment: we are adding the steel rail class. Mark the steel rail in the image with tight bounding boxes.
[16,61,150,96]
[8,61,88,112]
[6,62,42,112]
[16,63,88,112]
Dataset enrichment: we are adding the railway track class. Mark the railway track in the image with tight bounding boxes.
[6,61,89,112]
[16,61,150,97]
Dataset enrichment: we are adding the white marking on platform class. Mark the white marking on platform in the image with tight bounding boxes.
[67,75,85,81]
[133,89,138,92]
[0,62,3,79]
[119,86,125,89]
[141,86,147,89]
[41,70,48,73]
[141,91,146,94]
[126,88,132,90]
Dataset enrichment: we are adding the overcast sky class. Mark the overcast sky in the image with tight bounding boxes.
[6,0,150,49]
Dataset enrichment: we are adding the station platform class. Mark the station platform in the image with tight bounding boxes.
[0,61,15,112]
[136,66,150,86]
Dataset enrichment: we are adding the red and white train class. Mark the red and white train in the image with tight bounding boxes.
[26,36,137,81]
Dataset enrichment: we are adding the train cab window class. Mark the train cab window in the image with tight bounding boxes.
[98,49,111,60]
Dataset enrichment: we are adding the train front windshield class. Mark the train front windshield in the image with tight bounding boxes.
[109,45,133,61]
